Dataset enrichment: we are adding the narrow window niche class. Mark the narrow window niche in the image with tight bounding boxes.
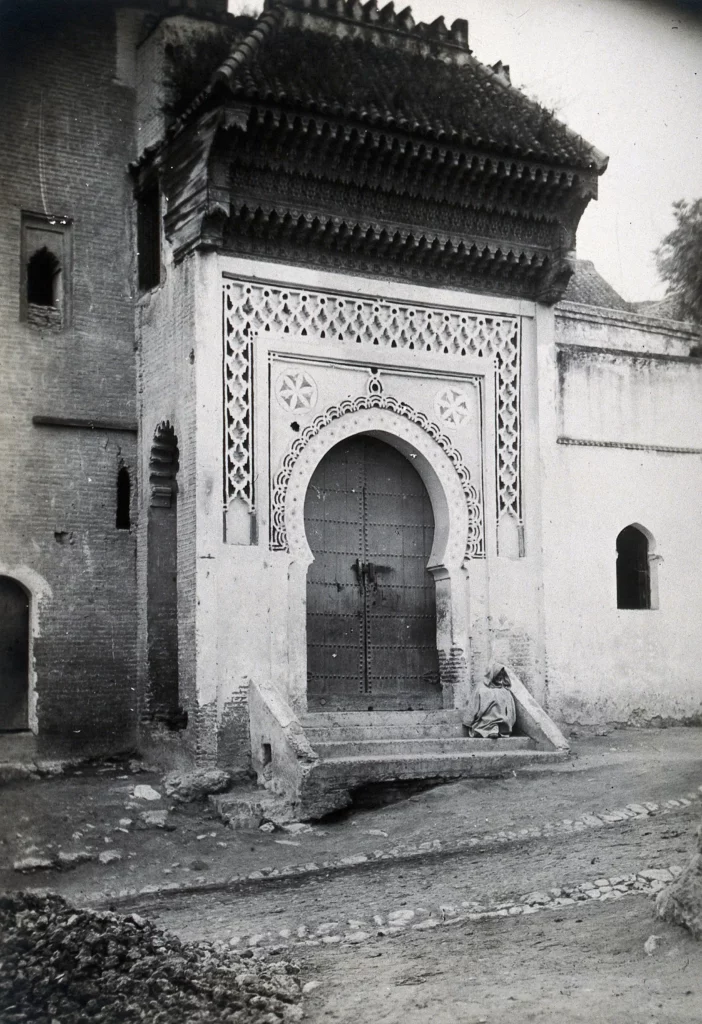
[116,466,131,530]
[616,524,659,610]
[20,212,72,329]
[136,182,161,292]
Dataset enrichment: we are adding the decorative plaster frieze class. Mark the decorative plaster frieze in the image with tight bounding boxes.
[223,278,522,534]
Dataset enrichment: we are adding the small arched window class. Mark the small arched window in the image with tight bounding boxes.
[616,525,651,609]
[27,246,61,307]
[116,467,131,530]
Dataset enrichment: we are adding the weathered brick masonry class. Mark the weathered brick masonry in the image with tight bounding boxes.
[0,2,137,751]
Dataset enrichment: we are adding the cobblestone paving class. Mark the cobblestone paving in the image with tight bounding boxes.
[223,865,684,953]
[89,784,702,904]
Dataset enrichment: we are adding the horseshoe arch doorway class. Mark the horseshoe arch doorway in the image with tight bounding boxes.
[304,434,441,711]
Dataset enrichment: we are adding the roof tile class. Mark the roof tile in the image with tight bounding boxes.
[219,21,605,171]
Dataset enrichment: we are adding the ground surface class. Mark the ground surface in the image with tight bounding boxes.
[2,727,702,1022]
[296,900,702,1024]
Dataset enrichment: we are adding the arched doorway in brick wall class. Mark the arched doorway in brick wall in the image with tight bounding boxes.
[146,423,185,729]
[0,576,30,731]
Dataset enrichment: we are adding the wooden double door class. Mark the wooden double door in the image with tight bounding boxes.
[305,435,441,711]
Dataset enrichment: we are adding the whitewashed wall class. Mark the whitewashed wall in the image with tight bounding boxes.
[538,304,702,726]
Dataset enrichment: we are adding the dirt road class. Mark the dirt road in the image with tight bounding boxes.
[136,804,702,1023]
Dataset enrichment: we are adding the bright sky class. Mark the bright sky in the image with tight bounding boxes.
[229,0,702,301]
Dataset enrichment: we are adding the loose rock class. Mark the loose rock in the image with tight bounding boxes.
[132,784,161,801]
[163,768,232,804]
[0,891,303,1023]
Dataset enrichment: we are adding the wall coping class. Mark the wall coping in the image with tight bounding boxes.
[556,300,701,342]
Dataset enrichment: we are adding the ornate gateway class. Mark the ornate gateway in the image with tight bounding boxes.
[223,278,522,556]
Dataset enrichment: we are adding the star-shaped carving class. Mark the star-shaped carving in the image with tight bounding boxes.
[276,371,318,411]
[435,386,471,427]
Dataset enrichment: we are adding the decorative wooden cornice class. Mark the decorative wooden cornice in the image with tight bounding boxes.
[138,0,607,302]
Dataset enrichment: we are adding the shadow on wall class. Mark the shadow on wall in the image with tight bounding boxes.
[146,422,186,731]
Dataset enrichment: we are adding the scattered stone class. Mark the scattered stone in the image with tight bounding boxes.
[138,809,172,830]
[388,909,415,924]
[315,923,340,935]
[344,931,370,943]
[412,918,440,930]
[259,822,276,833]
[163,768,232,804]
[98,850,122,866]
[0,764,38,784]
[57,850,94,869]
[13,856,55,873]
[523,892,551,906]
[302,981,321,994]
[189,859,210,872]
[282,823,313,835]
[644,934,661,955]
[639,868,674,882]
[132,784,161,801]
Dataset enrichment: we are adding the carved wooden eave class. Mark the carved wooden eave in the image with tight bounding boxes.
[134,0,608,303]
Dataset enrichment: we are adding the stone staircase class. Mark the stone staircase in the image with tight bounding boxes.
[244,675,570,822]
[294,710,566,817]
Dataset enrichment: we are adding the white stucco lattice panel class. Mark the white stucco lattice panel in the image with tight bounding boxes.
[223,279,522,530]
[223,287,254,511]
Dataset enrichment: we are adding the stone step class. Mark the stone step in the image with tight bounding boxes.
[300,709,466,742]
[312,736,536,758]
[300,747,566,814]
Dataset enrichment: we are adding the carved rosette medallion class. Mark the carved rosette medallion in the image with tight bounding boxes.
[275,369,318,412]
[434,386,472,427]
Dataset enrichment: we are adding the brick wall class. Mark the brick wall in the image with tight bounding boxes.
[0,2,138,751]
[136,254,200,767]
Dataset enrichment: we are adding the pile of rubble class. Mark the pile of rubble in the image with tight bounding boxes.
[0,891,303,1023]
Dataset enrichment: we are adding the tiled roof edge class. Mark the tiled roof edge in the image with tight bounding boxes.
[210,1,607,175]
[464,56,608,175]
[213,2,287,88]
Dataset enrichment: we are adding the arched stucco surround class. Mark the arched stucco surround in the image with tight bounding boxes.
[0,563,52,734]
[281,408,479,712]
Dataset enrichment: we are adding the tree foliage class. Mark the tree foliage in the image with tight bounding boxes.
[655,198,702,324]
